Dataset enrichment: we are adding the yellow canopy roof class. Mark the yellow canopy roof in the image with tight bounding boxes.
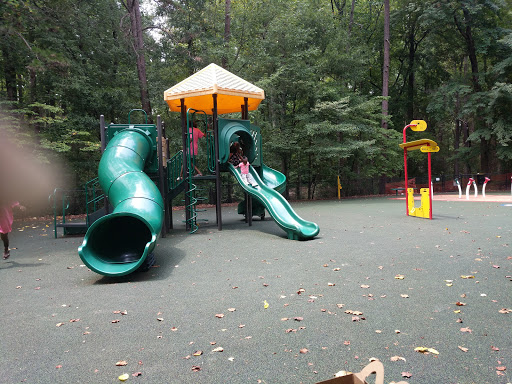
[163,63,265,115]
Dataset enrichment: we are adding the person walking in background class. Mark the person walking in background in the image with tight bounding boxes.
[188,120,205,176]
[0,201,25,259]
[179,120,205,179]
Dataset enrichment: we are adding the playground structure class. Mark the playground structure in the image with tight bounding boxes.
[76,64,319,276]
[399,120,439,219]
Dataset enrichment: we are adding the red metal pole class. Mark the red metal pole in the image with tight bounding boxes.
[402,124,415,216]
[428,149,432,220]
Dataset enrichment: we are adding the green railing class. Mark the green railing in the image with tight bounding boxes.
[49,177,104,238]
[168,150,184,191]
[207,130,215,173]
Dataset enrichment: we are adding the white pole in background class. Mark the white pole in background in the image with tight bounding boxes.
[482,177,490,198]
[466,177,478,200]
[456,178,462,199]
[473,178,478,198]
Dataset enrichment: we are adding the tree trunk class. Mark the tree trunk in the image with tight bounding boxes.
[348,0,356,35]
[2,44,17,101]
[381,0,390,130]
[378,0,390,194]
[406,29,415,121]
[125,0,152,122]
[222,0,231,69]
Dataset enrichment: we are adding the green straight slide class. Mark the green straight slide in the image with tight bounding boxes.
[228,163,319,240]
[78,128,164,276]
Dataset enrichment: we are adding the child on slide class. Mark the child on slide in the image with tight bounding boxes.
[235,157,257,187]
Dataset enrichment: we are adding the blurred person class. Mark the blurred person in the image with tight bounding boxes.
[0,201,25,259]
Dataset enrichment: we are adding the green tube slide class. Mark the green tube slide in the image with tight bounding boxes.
[78,128,164,276]
[228,163,319,240]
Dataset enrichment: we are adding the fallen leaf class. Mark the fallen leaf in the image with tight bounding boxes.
[390,356,406,362]
[491,346,500,351]
[157,317,164,321]
[263,300,269,309]
[293,317,304,322]
[400,294,409,298]
[212,347,224,352]
[414,347,439,355]
[343,341,350,345]
[111,319,120,323]
[492,265,500,268]
[395,274,405,279]
[328,282,336,286]
[458,346,469,352]
[360,284,370,289]
[455,302,466,306]
[191,365,201,372]
[116,361,128,366]
[228,308,236,312]
[193,351,203,356]
[461,275,475,279]
[118,373,130,381]
[496,366,506,371]
[299,348,309,354]
[132,372,142,377]
[215,314,224,318]
[336,304,344,308]
[332,268,341,271]
[297,288,305,295]
[171,327,178,331]
[401,372,412,378]
[56,365,62,369]
[285,328,297,333]
[56,323,64,327]
[460,327,472,334]
[375,330,382,334]
[498,308,511,314]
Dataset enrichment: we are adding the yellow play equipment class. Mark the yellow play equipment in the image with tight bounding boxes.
[399,120,440,220]
[337,176,342,200]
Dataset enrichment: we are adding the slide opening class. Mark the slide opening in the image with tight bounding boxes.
[81,214,153,275]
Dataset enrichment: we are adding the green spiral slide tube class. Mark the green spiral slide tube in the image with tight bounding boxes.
[78,128,164,276]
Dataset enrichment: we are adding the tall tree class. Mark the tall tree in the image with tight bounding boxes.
[123,0,152,121]
[222,0,231,68]
[381,0,390,130]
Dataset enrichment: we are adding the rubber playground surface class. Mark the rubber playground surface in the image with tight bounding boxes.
[1,195,511,384]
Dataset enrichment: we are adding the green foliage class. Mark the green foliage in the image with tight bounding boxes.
[1,0,511,199]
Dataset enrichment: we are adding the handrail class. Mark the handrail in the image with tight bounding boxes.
[207,130,215,173]
[168,150,183,190]
[128,109,148,124]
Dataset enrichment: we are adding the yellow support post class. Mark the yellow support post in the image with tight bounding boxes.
[337,176,342,200]
[407,188,431,218]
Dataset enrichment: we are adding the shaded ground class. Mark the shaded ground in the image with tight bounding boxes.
[1,197,511,384]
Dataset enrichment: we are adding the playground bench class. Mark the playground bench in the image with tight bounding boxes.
[391,188,406,196]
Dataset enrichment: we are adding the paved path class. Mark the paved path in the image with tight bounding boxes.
[1,198,510,383]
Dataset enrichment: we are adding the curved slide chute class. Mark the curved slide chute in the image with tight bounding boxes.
[78,128,164,276]
[228,163,319,240]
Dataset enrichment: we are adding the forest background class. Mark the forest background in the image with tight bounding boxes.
[1,0,512,209]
